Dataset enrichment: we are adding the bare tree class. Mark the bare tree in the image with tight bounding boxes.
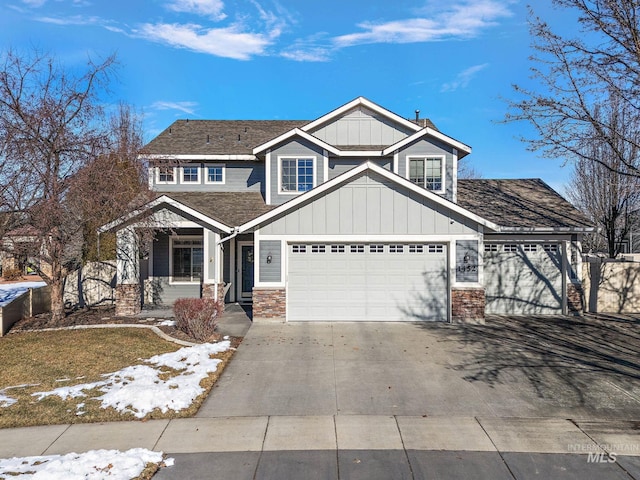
[458,161,483,179]
[568,91,640,257]
[506,0,640,178]
[0,48,148,324]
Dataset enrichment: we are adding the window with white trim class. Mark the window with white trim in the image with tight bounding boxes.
[484,244,498,252]
[311,245,326,253]
[504,244,518,252]
[156,166,176,184]
[543,244,559,252]
[171,238,203,282]
[292,245,307,253]
[389,244,404,253]
[280,157,314,193]
[205,165,225,184]
[350,245,365,253]
[409,244,424,253]
[369,244,384,253]
[181,166,200,183]
[409,156,444,192]
[428,244,444,253]
[523,244,538,252]
[331,245,345,253]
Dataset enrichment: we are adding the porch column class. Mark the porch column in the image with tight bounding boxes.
[201,229,225,310]
[115,226,141,316]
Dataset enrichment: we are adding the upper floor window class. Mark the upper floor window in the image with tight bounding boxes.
[409,156,444,192]
[280,157,314,194]
[205,165,225,184]
[156,166,177,184]
[181,166,200,183]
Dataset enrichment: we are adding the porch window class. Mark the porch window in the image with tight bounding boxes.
[280,157,314,193]
[409,157,444,192]
[171,238,203,282]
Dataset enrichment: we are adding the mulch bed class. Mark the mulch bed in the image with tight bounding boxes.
[9,306,242,348]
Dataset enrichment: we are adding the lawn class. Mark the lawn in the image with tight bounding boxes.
[0,328,235,428]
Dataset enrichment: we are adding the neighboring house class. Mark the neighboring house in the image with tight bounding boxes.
[101,97,593,322]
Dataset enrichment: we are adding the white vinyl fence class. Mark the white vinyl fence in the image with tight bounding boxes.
[583,257,640,314]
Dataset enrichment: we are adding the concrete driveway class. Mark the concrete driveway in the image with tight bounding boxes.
[198,314,640,419]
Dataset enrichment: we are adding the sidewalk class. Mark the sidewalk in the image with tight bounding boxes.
[1,416,639,479]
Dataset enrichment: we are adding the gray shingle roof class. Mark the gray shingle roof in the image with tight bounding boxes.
[457,179,592,230]
[143,120,308,155]
[162,192,275,227]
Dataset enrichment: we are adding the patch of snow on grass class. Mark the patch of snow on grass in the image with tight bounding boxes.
[157,319,176,326]
[32,341,231,418]
[0,392,16,407]
[0,448,171,479]
[0,281,47,307]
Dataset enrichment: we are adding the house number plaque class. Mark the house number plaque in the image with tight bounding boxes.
[456,240,479,283]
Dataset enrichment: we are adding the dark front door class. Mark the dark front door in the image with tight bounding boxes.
[241,245,254,300]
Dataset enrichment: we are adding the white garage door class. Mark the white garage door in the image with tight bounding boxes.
[287,243,448,321]
[484,243,563,315]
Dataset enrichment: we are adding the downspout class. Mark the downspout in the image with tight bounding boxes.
[214,227,241,302]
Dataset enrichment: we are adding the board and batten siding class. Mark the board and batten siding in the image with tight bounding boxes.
[328,158,391,180]
[396,138,455,202]
[258,240,281,282]
[259,171,478,236]
[153,162,264,194]
[269,139,326,205]
[311,106,414,146]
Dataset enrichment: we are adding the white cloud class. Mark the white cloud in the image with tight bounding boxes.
[280,47,332,62]
[137,22,272,60]
[21,0,47,6]
[151,101,199,115]
[35,14,101,26]
[441,63,489,92]
[166,0,227,21]
[333,0,513,47]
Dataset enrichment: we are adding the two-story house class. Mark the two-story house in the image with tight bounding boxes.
[101,97,592,323]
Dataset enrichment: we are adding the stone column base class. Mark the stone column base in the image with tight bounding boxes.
[253,287,286,322]
[115,284,141,316]
[452,287,485,324]
[202,283,226,312]
[568,283,584,315]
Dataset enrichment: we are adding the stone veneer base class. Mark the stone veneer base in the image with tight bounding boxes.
[253,287,286,321]
[202,283,226,312]
[567,282,584,315]
[115,284,142,317]
[451,287,485,324]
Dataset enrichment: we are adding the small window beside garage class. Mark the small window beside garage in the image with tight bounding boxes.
[504,244,518,252]
[523,244,538,252]
[311,245,326,253]
[409,244,424,253]
[389,244,404,253]
[331,245,345,253]
[428,244,444,254]
[350,245,365,253]
[484,244,498,252]
[369,244,384,253]
[543,244,559,252]
[292,245,307,253]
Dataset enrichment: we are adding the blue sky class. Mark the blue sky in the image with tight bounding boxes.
[2,0,577,192]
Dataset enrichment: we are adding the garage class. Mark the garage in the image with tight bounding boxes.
[287,242,448,321]
[484,242,563,315]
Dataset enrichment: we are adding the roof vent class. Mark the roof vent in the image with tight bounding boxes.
[415,109,420,122]
[206,134,210,144]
